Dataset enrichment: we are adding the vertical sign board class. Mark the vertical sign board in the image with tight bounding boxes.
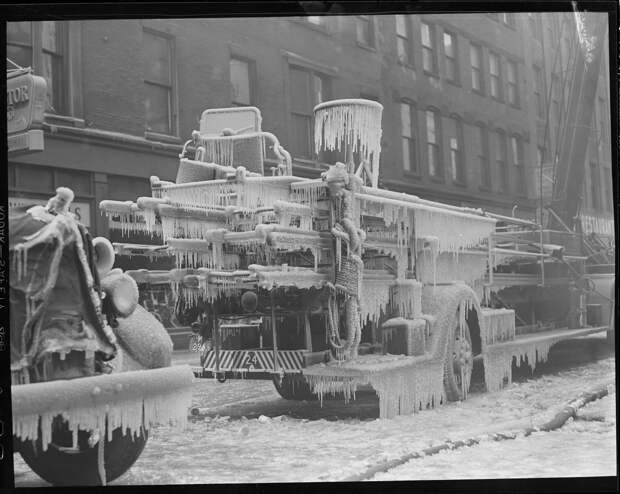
[7,70,47,154]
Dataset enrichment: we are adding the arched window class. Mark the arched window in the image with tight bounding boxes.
[425,108,442,177]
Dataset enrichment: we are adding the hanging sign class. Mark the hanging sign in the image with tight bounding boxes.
[7,70,47,154]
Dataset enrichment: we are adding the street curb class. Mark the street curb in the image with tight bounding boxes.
[340,384,612,482]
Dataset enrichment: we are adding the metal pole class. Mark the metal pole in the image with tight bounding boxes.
[270,290,279,371]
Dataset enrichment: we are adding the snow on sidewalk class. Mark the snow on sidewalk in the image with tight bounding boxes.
[112,357,615,484]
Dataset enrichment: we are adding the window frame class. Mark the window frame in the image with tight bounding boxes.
[533,65,545,119]
[589,161,601,210]
[400,100,419,175]
[443,30,459,84]
[356,15,375,49]
[510,134,526,195]
[395,15,414,67]
[506,59,520,108]
[495,129,509,193]
[7,21,72,117]
[477,123,491,189]
[447,115,465,184]
[420,22,438,76]
[425,108,442,179]
[229,55,255,107]
[489,51,503,101]
[288,64,331,162]
[143,27,177,138]
[470,42,484,95]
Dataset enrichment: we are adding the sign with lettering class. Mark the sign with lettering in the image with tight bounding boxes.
[9,197,92,227]
[7,71,47,135]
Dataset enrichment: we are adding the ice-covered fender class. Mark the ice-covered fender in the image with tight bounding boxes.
[113,304,173,370]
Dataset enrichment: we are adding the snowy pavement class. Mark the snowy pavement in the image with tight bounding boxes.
[12,336,616,486]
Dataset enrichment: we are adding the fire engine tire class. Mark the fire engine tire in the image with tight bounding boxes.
[17,417,148,486]
[272,375,318,401]
[443,312,474,402]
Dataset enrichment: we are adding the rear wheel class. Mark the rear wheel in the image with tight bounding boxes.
[444,314,473,402]
[17,416,148,486]
[272,374,317,401]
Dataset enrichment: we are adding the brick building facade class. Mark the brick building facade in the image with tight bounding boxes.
[7,13,613,239]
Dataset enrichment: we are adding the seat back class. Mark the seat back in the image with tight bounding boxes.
[198,107,265,175]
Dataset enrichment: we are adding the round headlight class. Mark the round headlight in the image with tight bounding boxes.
[101,272,139,317]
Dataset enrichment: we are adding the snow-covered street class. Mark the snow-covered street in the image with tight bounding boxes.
[13,335,616,486]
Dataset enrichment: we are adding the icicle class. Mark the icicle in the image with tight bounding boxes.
[359,278,392,324]
[390,280,422,319]
[414,209,494,253]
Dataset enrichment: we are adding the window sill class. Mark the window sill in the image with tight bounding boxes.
[446,79,461,88]
[145,131,182,144]
[403,171,421,179]
[429,175,445,184]
[290,18,330,35]
[508,103,521,110]
[479,185,493,193]
[491,96,504,103]
[44,113,86,128]
[452,180,467,187]
[356,41,377,52]
[423,70,439,79]
[472,89,486,97]
[397,61,416,71]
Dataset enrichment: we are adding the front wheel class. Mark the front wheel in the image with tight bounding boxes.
[17,416,148,486]
[444,314,473,402]
[272,374,317,401]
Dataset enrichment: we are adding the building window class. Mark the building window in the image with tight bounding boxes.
[511,135,525,194]
[478,124,491,188]
[356,15,375,47]
[604,168,612,211]
[495,130,508,192]
[289,65,330,160]
[421,22,437,74]
[597,96,607,142]
[529,13,542,40]
[533,65,545,118]
[400,101,418,174]
[506,60,519,107]
[7,21,67,114]
[447,116,464,183]
[489,52,502,100]
[306,16,327,27]
[143,29,175,135]
[589,162,601,210]
[443,31,458,83]
[395,15,413,65]
[501,13,516,28]
[470,43,484,93]
[230,57,252,106]
[537,146,545,167]
[425,109,441,177]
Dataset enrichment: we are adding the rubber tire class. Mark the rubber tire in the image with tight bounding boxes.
[272,374,318,401]
[443,314,473,402]
[18,416,148,486]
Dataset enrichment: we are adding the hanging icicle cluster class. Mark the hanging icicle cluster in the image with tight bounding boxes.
[314,99,383,186]
[417,251,488,288]
[390,280,422,319]
[290,180,328,207]
[359,278,393,324]
[12,366,193,451]
[414,209,495,253]
[480,308,516,345]
[483,338,557,393]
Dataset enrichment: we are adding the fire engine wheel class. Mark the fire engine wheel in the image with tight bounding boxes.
[272,374,318,401]
[443,314,473,402]
[17,416,148,486]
